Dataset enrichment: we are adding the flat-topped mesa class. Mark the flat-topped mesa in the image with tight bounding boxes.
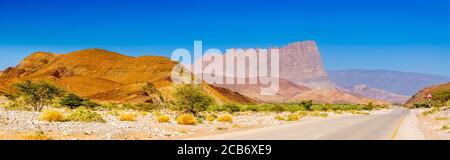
[278,41,333,90]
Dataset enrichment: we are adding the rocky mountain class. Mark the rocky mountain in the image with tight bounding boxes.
[405,82,450,107]
[0,49,255,104]
[343,84,410,104]
[328,69,450,96]
[192,41,383,104]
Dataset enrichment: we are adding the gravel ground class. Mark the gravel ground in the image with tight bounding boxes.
[0,98,378,140]
[417,107,450,140]
[0,107,297,140]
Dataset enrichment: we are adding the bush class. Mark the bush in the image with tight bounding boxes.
[176,114,197,125]
[274,115,285,121]
[270,105,286,112]
[66,107,105,123]
[24,131,52,140]
[4,96,31,111]
[218,114,233,123]
[118,112,137,121]
[287,114,299,121]
[123,103,162,111]
[157,115,170,123]
[59,93,84,109]
[442,125,449,130]
[319,113,329,118]
[15,80,64,111]
[174,85,214,116]
[222,103,241,113]
[297,111,308,118]
[40,109,65,122]
[300,100,313,110]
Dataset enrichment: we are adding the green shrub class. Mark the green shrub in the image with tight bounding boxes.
[15,80,64,111]
[174,85,214,116]
[270,105,286,112]
[59,93,85,109]
[66,107,105,123]
[442,125,449,130]
[122,103,162,111]
[222,103,241,113]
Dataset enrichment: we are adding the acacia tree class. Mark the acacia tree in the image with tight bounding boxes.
[15,80,64,111]
[59,93,85,109]
[174,85,214,116]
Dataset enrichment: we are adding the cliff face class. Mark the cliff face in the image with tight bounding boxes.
[0,49,255,104]
[192,41,383,104]
[279,41,333,90]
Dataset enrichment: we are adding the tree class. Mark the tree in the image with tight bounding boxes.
[174,85,214,116]
[300,100,313,110]
[15,80,64,111]
[59,93,85,109]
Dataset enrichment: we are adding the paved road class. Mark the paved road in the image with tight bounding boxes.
[192,108,411,140]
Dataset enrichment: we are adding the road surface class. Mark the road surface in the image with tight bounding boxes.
[191,108,422,140]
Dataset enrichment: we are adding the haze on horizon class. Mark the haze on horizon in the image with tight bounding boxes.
[0,0,449,76]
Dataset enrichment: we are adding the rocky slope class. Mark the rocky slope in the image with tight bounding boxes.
[405,82,450,107]
[192,41,383,104]
[0,49,255,104]
[343,84,410,104]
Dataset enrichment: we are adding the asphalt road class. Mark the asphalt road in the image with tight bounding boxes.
[191,108,410,140]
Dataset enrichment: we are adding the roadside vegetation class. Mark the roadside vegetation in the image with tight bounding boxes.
[0,80,385,129]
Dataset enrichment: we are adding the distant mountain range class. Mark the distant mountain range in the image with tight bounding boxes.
[328,70,450,103]
[193,41,384,105]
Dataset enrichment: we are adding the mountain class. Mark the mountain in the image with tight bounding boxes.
[191,41,384,104]
[342,84,410,104]
[0,49,256,104]
[328,70,450,96]
[405,82,450,107]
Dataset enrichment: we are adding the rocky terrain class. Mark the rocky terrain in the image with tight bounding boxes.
[193,41,383,104]
[405,82,450,107]
[417,107,450,140]
[342,84,410,104]
[0,49,254,104]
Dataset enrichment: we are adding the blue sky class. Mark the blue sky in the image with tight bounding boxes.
[1,0,449,76]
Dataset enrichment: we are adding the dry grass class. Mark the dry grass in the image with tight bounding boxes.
[287,114,300,121]
[118,112,137,121]
[274,115,285,121]
[435,117,449,121]
[24,131,52,140]
[176,114,197,125]
[157,115,170,123]
[206,114,217,121]
[218,114,233,123]
[40,109,65,122]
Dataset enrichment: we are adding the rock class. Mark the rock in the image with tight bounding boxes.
[84,130,93,135]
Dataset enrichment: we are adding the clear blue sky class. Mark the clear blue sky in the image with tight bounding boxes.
[1,0,449,76]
